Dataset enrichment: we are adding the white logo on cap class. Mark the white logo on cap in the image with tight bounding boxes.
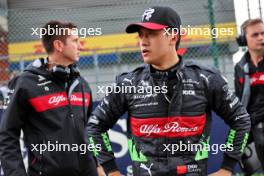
[142,8,155,21]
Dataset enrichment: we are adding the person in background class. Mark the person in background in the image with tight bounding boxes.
[234,18,264,173]
[0,20,98,176]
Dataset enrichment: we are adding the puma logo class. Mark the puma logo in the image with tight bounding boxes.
[38,75,46,82]
[123,78,133,85]
[200,73,209,84]
[140,163,153,176]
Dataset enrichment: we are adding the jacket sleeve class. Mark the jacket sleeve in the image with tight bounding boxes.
[208,71,251,171]
[85,75,127,174]
[87,92,93,118]
[82,79,93,122]
[234,64,243,99]
[0,77,28,176]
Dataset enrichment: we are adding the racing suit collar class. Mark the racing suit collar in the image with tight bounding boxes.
[149,55,183,79]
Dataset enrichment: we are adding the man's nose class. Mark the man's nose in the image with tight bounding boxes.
[140,35,149,46]
[258,32,264,40]
[78,42,84,51]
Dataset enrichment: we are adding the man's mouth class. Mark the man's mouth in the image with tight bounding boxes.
[142,49,150,56]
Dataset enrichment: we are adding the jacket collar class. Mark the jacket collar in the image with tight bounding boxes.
[147,55,184,80]
[237,52,250,69]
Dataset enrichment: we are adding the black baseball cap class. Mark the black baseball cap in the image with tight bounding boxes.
[126,6,181,33]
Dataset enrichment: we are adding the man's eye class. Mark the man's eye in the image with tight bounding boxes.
[252,33,258,37]
[149,32,156,35]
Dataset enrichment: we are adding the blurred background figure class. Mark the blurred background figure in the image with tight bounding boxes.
[235,18,264,175]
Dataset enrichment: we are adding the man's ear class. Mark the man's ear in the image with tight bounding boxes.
[53,40,64,53]
[170,33,178,47]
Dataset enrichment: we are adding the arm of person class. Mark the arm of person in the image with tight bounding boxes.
[208,168,232,176]
[86,74,128,175]
[0,77,28,176]
[234,64,243,99]
[208,71,251,173]
[108,170,123,176]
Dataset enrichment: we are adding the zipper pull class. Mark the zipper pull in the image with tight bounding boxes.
[70,113,76,128]
[163,81,171,103]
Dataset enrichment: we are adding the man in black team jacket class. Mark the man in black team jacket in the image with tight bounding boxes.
[86,6,251,176]
[0,21,98,176]
[235,18,264,171]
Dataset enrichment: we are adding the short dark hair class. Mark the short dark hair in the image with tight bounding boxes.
[41,20,77,53]
[242,18,264,34]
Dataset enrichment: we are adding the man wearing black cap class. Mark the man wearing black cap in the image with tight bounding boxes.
[87,6,250,176]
